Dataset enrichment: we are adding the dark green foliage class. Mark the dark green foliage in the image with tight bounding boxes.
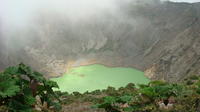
[90,89,102,95]
[94,96,120,112]
[119,95,132,103]
[104,86,118,96]
[0,63,61,112]
[2,63,200,112]
[0,73,20,98]
[72,92,82,97]
[92,76,200,112]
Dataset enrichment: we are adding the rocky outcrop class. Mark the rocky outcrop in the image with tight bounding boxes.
[0,0,200,81]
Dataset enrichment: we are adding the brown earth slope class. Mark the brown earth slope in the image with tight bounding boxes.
[0,0,200,81]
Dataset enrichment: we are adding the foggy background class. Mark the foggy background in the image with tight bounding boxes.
[0,0,199,78]
[0,0,199,27]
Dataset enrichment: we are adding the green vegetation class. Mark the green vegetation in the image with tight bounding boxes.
[51,64,150,93]
[0,63,61,112]
[57,75,200,112]
[1,64,200,112]
[90,76,200,112]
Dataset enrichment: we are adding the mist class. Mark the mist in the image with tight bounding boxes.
[1,0,197,27]
[0,0,119,27]
[0,0,199,76]
[0,0,134,73]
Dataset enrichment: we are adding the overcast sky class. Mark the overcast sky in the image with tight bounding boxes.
[0,0,199,27]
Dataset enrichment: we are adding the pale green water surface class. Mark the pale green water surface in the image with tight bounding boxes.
[51,64,150,93]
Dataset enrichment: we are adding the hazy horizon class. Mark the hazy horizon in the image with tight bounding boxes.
[0,0,199,27]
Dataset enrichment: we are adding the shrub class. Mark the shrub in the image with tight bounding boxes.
[0,63,61,112]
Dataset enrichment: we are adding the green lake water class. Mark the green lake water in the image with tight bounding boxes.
[51,64,150,93]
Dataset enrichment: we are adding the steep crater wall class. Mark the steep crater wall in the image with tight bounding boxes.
[0,1,200,81]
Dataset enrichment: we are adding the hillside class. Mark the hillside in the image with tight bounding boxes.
[0,0,200,81]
